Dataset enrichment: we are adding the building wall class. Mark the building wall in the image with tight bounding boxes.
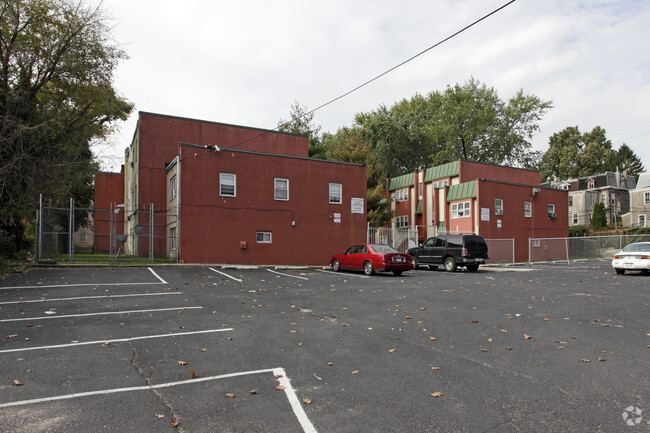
[124,112,310,257]
[93,171,125,253]
[459,160,540,185]
[175,145,367,265]
[627,187,650,227]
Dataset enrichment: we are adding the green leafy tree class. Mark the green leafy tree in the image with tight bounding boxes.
[614,143,645,178]
[323,127,393,226]
[579,126,616,176]
[277,100,324,158]
[0,0,134,252]
[356,78,551,177]
[591,202,607,229]
[539,126,583,181]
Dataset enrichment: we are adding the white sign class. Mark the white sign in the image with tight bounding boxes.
[334,213,341,218]
[481,208,490,222]
[351,198,365,214]
[497,219,502,228]
[334,212,341,223]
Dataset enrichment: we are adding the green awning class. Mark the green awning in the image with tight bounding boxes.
[447,180,477,202]
[424,161,459,183]
[416,200,423,214]
[388,173,415,192]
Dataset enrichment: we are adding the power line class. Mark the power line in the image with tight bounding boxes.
[228,0,518,151]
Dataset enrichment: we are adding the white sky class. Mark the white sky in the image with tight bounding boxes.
[94,0,650,174]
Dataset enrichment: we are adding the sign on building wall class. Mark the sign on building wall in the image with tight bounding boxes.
[481,208,490,221]
[351,198,364,214]
[334,213,341,223]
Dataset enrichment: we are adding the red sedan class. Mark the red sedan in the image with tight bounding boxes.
[330,244,413,276]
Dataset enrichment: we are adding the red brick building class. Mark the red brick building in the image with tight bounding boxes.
[93,111,367,265]
[387,160,569,262]
[93,170,125,253]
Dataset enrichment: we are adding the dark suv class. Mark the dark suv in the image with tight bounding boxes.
[408,234,489,272]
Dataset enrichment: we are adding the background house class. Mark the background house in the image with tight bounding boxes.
[387,160,568,262]
[622,172,650,228]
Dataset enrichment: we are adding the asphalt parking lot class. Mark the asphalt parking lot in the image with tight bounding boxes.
[0,263,648,432]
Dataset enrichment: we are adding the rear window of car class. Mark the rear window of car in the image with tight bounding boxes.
[371,245,397,253]
[622,243,650,252]
[447,236,462,248]
[464,236,486,249]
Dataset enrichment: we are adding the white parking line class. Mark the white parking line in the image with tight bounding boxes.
[0,306,202,323]
[0,328,233,354]
[209,267,243,283]
[0,367,318,432]
[0,292,182,305]
[267,269,309,280]
[316,269,370,279]
[0,267,168,291]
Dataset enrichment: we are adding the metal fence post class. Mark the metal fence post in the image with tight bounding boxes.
[38,194,43,261]
[150,203,154,262]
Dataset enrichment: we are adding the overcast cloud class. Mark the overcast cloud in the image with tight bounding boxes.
[94,0,650,174]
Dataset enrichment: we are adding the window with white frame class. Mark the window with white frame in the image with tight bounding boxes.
[256,232,272,243]
[419,181,423,199]
[220,173,236,197]
[524,201,531,218]
[329,183,342,204]
[495,199,503,215]
[395,188,409,202]
[588,179,595,189]
[533,239,540,247]
[601,193,606,203]
[170,175,177,201]
[433,180,449,189]
[645,192,650,205]
[396,215,409,228]
[572,213,578,225]
[568,196,573,206]
[79,233,87,243]
[548,203,555,217]
[640,214,647,227]
[170,227,176,250]
[451,201,471,218]
[274,178,289,201]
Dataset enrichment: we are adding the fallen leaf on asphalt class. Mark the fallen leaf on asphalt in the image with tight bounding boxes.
[225,393,235,398]
[500,329,508,333]
[250,389,259,394]
[557,346,565,349]
[290,330,297,333]
[580,359,590,362]
[201,348,207,352]
[327,362,334,366]
[25,323,32,327]
[598,357,606,361]
[155,414,165,418]
[178,361,187,365]
[13,380,23,386]
[593,319,601,323]
[275,374,283,379]
[572,336,579,340]
[488,338,494,343]
[506,346,513,350]
[351,370,360,374]
[389,349,396,352]
[24,337,29,341]
[481,348,488,352]
[102,342,110,346]
[431,367,441,370]
[302,398,312,404]
[170,419,179,427]
[472,320,479,323]
[429,337,437,341]
[190,370,196,378]
[553,340,567,344]
[342,323,350,327]
[7,334,17,338]
[431,392,443,397]
[276,385,286,390]
[523,334,531,340]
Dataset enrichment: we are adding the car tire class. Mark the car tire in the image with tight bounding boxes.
[466,264,479,272]
[364,261,375,276]
[393,270,403,276]
[444,257,457,272]
[332,259,341,272]
[412,257,419,269]
[614,268,625,275]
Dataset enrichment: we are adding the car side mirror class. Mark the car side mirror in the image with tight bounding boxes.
[419,242,423,247]
[342,250,347,254]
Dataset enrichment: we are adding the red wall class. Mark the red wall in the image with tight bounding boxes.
[460,161,540,186]
[94,171,125,252]
[177,146,367,265]
[477,180,568,262]
[136,112,310,257]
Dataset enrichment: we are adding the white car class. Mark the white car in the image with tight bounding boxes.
[612,242,650,275]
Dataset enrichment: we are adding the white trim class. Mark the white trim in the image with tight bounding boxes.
[274,178,289,201]
[329,183,342,204]
[220,173,236,197]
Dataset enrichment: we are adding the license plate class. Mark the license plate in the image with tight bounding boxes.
[393,257,404,263]
[624,263,634,268]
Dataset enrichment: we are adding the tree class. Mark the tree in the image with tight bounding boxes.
[614,143,645,178]
[539,126,583,181]
[323,127,393,226]
[355,78,551,177]
[0,0,133,253]
[591,202,607,229]
[277,100,324,158]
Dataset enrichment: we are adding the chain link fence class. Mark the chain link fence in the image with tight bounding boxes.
[529,234,650,265]
[36,195,176,263]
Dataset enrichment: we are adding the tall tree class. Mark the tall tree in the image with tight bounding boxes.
[0,0,133,252]
[277,100,324,158]
[323,127,393,226]
[615,143,645,178]
[539,126,583,181]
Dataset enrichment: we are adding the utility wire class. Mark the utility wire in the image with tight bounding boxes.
[227,0,517,151]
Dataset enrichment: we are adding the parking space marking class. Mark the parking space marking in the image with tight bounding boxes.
[0,306,202,323]
[267,269,309,280]
[0,367,318,432]
[316,269,370,279]
[209,267,243,283]
[0,292,182,305]
[0,267,167,291]
[0,328,234,354]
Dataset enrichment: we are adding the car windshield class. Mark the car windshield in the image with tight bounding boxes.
[621,243,650,252]
[371,244,397,254]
